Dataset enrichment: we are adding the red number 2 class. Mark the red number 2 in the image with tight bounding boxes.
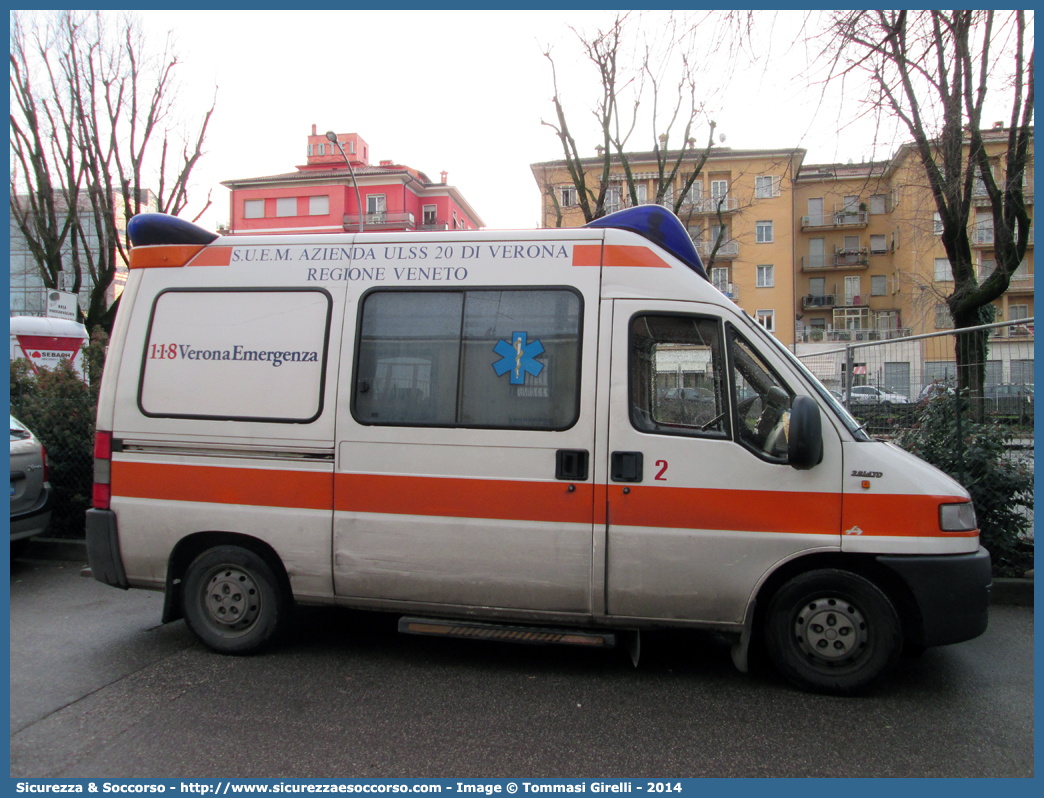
[654,460,668,481]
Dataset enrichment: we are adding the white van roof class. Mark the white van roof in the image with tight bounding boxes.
[9,316,88,337]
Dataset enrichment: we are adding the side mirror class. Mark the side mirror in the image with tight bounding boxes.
[788,395,823,470]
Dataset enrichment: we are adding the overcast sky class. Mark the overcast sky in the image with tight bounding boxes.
[135,10,944,232]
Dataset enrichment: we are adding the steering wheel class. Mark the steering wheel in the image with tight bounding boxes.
[755,386,790,452]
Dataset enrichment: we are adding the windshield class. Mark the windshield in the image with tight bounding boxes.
[732,315,871,441]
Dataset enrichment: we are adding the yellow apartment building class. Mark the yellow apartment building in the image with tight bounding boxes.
[531,128,1033,379]
[531,147,806,345]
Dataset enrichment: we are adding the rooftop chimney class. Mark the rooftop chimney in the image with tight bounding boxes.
[380,159,393,167]
[440,171,448,184]
[312,124,317,135]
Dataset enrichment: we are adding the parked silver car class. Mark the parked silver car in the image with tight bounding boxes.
[10,415,51,548]
[848,385,910,406]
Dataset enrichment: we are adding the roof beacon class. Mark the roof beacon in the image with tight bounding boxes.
[128,213,218,248]
[584,206,708,281]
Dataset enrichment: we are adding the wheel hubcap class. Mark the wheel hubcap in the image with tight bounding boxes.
[794,596,868,664]
[202,566,261,632]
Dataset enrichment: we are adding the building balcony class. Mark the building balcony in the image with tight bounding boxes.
[800,211,868,230]
[833,246,869,268]
[418,221,450,231]
[799,327,913,343]
[343,210,416,230]
[680,196,740,215]
[1007,274,1034,293]
[801,254,869,271]
[802,293,837,310]
[694,239,739,260]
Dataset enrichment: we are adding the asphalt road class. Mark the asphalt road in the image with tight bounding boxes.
[9,556,1034,778]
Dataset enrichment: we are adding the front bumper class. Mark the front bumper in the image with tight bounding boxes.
[86,508,129,589]
[877,546,992,647]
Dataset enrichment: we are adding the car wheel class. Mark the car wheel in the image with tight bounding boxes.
[182,545,289,654]
[764,569,901,695]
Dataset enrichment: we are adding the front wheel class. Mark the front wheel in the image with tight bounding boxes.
[182,545,290,654]
[764,569,901,695]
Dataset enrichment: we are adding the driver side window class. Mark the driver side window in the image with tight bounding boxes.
[728,327,794,462]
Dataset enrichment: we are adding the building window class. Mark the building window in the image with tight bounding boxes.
[755,176,780,199]
[871,275,887,296]
[710,267,729,293]
[756,265,774,287]
[605,185,622,215]
[756,220,774,243]
[975,218,994,245]
[756,309,775,332]
[368,195,387,221]
[560,186,577,207]
[808,238,825,269]
[422,205,437,226]
[935,304,954,329]
[452,210,458,228]
[710,180,729,208]
[309,195,329,216]
[682,179,702,204]
[276,197,297,217]
[870,234,887,254]
[869,194,887,215]
[1010,304,1029,320]
[933,212,943,235]
[634,183,648,205]
[934,258,953,282]
[244,199,265,219]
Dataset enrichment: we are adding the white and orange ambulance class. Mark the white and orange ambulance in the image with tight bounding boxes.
[86,207,990,694]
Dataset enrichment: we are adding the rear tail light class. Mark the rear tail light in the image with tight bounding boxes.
[93,430,113,510]
[41,444,49,483]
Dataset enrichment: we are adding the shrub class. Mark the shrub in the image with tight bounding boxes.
[9,329,108,537]
[895,392,1034,570]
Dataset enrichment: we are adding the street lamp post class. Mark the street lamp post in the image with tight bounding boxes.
[326,131,365,234]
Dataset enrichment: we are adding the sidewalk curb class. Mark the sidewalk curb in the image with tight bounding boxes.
[18,537,1034,606]
[990,577,1035,606]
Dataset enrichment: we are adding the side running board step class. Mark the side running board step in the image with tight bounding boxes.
[398,617,616,648]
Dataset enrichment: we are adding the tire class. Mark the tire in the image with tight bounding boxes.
[764,569,901,695]
[182,545,289,654]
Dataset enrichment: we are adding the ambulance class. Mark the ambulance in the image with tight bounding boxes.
[86,207,990,694]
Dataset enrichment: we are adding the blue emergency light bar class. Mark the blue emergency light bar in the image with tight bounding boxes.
[128,213,219,247]
[584,206,708,280]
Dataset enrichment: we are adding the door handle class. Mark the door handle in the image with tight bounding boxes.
[611,451,643,483]
[556,449,589,481]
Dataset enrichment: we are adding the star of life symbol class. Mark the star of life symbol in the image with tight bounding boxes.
[493,331,545,385]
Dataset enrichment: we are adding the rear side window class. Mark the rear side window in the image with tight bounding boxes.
[138,288,332,423]
[353,288,582,430]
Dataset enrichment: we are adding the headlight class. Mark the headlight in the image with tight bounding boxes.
[940,502,977,531]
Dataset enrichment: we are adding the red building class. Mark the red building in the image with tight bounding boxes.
[221,125,484,235]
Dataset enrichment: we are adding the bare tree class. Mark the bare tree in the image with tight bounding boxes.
[10,10,215,333]
[539,13,746,225]
[820,10,1033,407]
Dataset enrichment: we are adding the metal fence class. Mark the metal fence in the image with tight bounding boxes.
[797,319,1034,563]
[795,319,1034,439]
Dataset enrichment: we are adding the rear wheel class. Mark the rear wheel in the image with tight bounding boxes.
[764,569,901,695]
[182,545,289,654]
